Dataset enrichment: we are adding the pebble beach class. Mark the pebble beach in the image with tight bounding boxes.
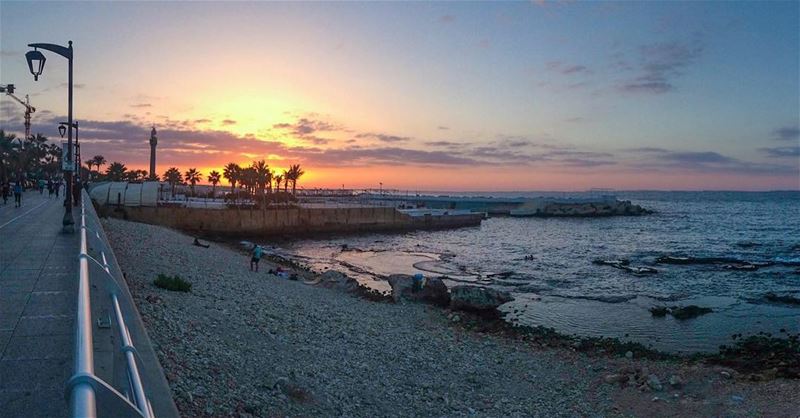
[104,218,800,417]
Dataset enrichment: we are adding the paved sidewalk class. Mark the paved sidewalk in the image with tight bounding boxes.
[0,192,78,417]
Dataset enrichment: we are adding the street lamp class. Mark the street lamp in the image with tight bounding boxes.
[25,50,46,81]
[27,40,75,232]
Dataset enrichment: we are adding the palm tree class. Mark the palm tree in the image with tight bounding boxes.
[239,166,257,196]
[163,167,182,197]
[105,162,128,181]
[251,160,271,197]
[184,168,202,196]
[84,161,94,180]
[91,155,107,173]
[287,164,305,195]
[223,162,241,195]
[273,173,283,195]
[208,170,221,198]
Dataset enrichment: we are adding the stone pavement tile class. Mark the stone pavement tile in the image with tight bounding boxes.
[21,291,73,316]
[3,335,72,360]
[13,314,73,337]
[33,275,76,292]
[0,357,70,391]
[0,292,28,315]
[0,278,37,293]
[0,269,40,280]
[0,387,67,418]
[0,315,19,332]
[0,330,11,353]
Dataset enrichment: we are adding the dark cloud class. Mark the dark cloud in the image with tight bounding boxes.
[558,158,616,167]
[194,119,211,123]
[272,117,340,144]
[425,141,461,147]
[760,146,800,158]
[437,126,449,130]
[439,15,455,23]
[355,133,411,143]
[131,103,152,108]
[630,148,797,176]
[221,119,236,125]
[772,125,800,141]
[619,40,703,94]
[624,147,670,153]
[547,61,590,75]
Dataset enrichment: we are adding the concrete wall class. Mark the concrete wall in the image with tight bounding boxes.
[101,205,483,236]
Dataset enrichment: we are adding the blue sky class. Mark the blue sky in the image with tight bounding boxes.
[1,1,798,190]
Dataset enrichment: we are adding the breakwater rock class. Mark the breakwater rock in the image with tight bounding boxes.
[510,198,652,217]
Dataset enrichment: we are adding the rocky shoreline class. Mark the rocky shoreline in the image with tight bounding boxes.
[104,218,800,417]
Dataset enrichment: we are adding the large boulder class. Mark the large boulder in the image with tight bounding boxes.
[387,274,450,307]
[450,286,513,316]
[317,270,359,292]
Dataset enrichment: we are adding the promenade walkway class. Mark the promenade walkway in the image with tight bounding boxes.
[0,191,77,416]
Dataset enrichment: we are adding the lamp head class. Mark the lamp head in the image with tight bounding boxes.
[58,124,66,138]
[25,50,46,81]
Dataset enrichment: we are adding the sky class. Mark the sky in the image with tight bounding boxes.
[1,1,798,191]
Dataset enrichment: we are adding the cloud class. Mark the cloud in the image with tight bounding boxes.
[547,61,590,75]
[131,103,152,108]
[760,146,800,158]
[355,133,410,143]
[437,126,449,130]
[772,125,799,141]
[221,119,236,126]
[272,117,341,144]
[618,40,703,94]
[630,148,797,176]
[439,15,455,23]
[59,83,86,89]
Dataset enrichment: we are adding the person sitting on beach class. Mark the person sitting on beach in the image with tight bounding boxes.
[250,244,264,272]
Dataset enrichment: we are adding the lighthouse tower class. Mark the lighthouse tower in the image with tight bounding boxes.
[149,126,157,180]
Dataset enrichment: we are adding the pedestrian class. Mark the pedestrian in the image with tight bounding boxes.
[55,179,60,198]
[47,178,54,197]
[37,178,45,194]
[72,179,81,207]
[1,182,9,205]
[250,244,264,272]
[13,181,22,207]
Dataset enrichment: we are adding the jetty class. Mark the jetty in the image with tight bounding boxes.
[88,182,484,237]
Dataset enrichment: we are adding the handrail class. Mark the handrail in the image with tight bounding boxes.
[69,190,154,418]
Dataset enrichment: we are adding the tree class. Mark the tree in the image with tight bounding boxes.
[91,155,107,173]
[223,162,240,196]
[208,170,221,197]
[105,162,128,181]
[239,166,257,196]
[273,173,283,195]
[164,167,182,197]
[184,168,202,196]
[286,164,305,195]
[251,160,271,197]
[84,161,94,180]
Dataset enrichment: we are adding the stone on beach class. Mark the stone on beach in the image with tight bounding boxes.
[387,274,450,307]
[449,285,513,316]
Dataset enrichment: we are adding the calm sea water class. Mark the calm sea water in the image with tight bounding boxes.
[277,191,800,353]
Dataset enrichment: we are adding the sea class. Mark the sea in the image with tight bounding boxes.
[271,191,800,354]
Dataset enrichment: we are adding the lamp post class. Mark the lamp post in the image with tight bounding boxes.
[59,121,80,181]
[27,41,75,232]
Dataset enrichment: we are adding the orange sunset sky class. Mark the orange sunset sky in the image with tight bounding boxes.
[1,1,798,191]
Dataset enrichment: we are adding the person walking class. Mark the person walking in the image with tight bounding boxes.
[37,178,45,194]
[13,181,23,207]
[1,182,9,205]
[250,244,264,272]
[55,178,60,198]
[47,178,54,198]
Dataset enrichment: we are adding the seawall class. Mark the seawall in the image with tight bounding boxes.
[99,205,483,237]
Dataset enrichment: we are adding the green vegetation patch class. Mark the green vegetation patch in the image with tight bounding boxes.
[153,274,192,292]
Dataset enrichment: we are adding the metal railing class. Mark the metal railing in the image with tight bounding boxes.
[66,190,154,418]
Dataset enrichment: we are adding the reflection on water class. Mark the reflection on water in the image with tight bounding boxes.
[275,191,800,353]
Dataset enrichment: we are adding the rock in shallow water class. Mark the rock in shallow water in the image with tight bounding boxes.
[449,286,513,316]
[388,274,450,307]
